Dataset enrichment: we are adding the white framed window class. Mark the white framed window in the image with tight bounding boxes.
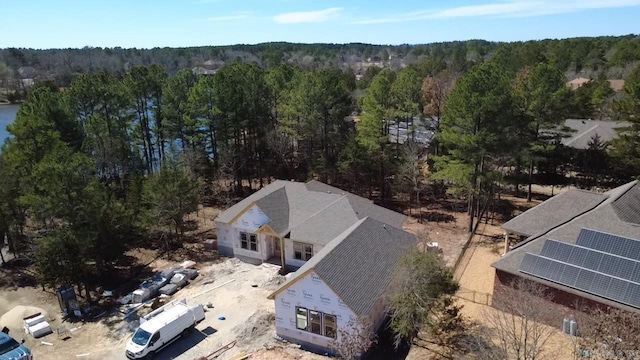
[249,234,257,251]
[324,314,337,339]
[309,310,322,335]
[240,232,258,251]
[240,232,248,249]
[296,307,308,330]
[294,308,338,338]
[293,242,313,261]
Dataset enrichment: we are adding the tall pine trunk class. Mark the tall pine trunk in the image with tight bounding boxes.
[527,159,534,202]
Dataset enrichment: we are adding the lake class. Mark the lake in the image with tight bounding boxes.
[0,104,18,147]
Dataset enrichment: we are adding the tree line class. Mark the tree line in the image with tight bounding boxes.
[1,35,640,94]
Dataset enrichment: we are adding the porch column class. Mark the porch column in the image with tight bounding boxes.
[503,232,509,255]
[280,237,286,270]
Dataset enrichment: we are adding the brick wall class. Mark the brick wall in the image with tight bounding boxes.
[492,270,608,328]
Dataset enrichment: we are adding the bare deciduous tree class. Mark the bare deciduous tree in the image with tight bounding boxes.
[421,70,457,155]
[576,306,640,360]
[485,278,556,360]
[328,317,377,360]
[397,141,428,222]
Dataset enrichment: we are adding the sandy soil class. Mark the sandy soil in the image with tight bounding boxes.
[0,257,289,360]
[0,196,557,360]
[403,211,468,267]
[407,221,577,360]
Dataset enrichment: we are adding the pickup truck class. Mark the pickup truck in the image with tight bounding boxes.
[0,332,31,360]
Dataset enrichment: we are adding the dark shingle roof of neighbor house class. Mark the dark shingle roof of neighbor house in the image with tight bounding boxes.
[215,180,407,243]
[561,119,630,150]
[270,217,418,317]
[612,184,640,225]
[493,181,640,312]
[502,189,607,237]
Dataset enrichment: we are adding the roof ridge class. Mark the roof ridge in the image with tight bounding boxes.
[565,123,600,146]
[508,194,610,251]
[611,180,639,203]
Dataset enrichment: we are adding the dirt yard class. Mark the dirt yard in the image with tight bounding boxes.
[407,206,577,360]
[0,257,297,360]
[0,195,477,360]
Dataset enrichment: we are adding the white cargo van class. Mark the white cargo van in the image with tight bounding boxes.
[125,299,205,359]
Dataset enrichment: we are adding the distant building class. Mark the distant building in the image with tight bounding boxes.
[567,77,625,92]
[388,117,438,146]
[561,119,630,150]
[567,77,590,90]
[607,79,626,92]
[191,67,217,76]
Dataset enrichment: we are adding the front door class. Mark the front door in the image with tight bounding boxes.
[273,237,281,258]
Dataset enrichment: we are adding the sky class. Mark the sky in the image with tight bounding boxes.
[0,0,639,49]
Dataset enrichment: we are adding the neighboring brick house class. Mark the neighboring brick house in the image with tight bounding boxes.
[493,180,640,324]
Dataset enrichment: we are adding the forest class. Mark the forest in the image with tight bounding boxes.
[1,34,640,95]
[0,35,639,299]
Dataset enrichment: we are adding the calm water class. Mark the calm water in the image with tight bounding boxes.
[0,104,18,148]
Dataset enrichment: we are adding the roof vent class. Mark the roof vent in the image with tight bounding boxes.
[327,191,332,194]
[383,224,387,229]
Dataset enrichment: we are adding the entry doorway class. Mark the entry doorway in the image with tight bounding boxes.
[272,236,281,258]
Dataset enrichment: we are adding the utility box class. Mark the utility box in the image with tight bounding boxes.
[204,239,217,251]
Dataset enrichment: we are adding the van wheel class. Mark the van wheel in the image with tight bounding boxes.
[181,328,190,338]
[145,351,154,360]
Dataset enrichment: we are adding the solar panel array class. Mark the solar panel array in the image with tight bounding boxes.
[519,229,640,308]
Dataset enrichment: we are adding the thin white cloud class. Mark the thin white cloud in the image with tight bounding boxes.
[207,14,250,22]
[274,7,343,24]
[353,0,640,24]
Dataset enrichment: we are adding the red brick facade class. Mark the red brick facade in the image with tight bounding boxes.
[492,270,609,327]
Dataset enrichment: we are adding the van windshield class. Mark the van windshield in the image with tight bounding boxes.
[0,338,20,354]
[131,329,152,346]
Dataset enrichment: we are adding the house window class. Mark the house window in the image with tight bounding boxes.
[296,307,308,330]
[240,232,258,252]
[293,242,313,261]
[309,310,322,335]
[249,234,257,251]
[294,308,338,338]
[240,232,248,249]
[324,314,337,339]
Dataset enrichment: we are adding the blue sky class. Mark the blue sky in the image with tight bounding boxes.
[1,0,639,49]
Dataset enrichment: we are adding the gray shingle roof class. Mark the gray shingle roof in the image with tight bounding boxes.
[216,180,407,241]
[493,181,640,311]
[289,197,360,245]
[561,119,630,150]
[502,189,606,237]
[347,195,406,229]
[612,183,640,225]
[215,180,291,224]
[255,187,289,234]
[273,217,418,317]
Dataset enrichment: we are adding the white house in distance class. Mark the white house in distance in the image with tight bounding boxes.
[267,217,417,355]
[214,180,406,270]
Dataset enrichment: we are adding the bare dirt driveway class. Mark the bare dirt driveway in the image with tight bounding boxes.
[0,257,302,360]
